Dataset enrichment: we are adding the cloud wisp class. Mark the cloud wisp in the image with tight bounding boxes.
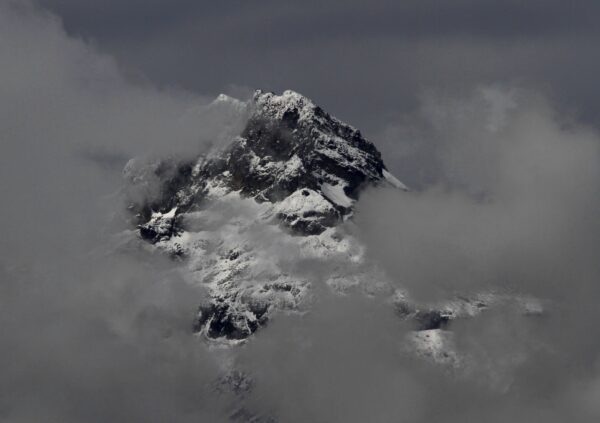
[0,2,243,422]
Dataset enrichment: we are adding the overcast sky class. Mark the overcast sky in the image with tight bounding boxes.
[36,0,600,133]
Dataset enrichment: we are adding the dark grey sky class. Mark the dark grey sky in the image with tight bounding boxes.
[36,0,600,133]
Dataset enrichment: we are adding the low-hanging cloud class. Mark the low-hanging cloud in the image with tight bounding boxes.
[358,86,600,301]
[351,86,600,421]
[0,2,244,422]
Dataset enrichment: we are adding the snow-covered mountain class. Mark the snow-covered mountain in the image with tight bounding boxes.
[123,90,539,354]
[123,89,405,341]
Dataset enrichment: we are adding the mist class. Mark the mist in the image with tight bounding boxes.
[2,1,600,422]
[352,87,600,421]
[0,2,239,421]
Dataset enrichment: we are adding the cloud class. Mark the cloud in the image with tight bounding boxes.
[0,2,244,421]
[356,86,600,301]
[350,86,600,421]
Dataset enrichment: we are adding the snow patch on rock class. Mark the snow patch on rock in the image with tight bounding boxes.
[383,169,409,191]
[321,182,353,208]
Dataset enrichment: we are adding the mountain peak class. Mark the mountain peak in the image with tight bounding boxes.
[127,89,406,237]
[124,89,407,340]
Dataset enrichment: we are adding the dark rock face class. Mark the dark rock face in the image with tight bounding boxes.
[124,90,404,341]
[193,299,269,340]
[412,310,451,331]
[220,90,386,204]
[189,90,391,236]
[395,297,456,331]
[138,209,180,243]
